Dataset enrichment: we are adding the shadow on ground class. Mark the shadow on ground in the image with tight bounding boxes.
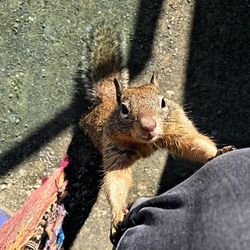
[59,0,164,248]
[0,0,163,248]
[3,0,249,247]
[158,0,250,193]
[128,0,163,80]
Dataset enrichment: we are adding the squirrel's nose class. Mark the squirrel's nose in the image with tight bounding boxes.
[140,117,156,133]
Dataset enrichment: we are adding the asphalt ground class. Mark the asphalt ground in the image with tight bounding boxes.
[0,0,249,249]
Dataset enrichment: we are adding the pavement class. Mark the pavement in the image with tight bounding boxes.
[0,0,249,249]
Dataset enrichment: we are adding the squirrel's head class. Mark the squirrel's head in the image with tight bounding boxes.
[113,72,169,144]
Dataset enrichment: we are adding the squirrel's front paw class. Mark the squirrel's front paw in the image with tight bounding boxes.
[110,209,128,244]
[208,145,236,162]
[216,145,236,157]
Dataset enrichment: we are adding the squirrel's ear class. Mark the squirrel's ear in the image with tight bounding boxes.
[114,78,122,104]
[150,71,159,86]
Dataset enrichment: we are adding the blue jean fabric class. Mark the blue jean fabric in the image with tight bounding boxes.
[115,148,250,250]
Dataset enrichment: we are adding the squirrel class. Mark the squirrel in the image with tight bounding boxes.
[78,26,235,240]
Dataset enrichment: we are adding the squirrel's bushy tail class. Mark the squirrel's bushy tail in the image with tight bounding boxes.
[78,25,128,105]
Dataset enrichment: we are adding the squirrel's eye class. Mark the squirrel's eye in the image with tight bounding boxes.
[161,97,166,109]
[120,103,129,118]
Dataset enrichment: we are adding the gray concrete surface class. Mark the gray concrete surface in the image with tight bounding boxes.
[0,0,249,249]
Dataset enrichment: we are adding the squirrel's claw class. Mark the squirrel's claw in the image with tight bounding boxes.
[216,145,236,157]
[110,209,128,245]
[110,223,120,245]
[110,220,122,245]
[208,145,236,162]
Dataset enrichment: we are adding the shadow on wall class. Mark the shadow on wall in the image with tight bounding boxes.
[62,99,103,249]
[128,0,163,80]
[58,0,164,248]
[158,0,250,194]
[0,108,78,175]
[0,0,163,179]
[0,0,163,248]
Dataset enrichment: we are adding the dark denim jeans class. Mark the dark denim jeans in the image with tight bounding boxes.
[115,148,250,250]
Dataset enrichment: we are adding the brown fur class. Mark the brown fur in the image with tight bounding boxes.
[79,27,234,238]
[81,72,235,238]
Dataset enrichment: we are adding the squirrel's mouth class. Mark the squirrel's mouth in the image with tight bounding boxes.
[140,132,158,143]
